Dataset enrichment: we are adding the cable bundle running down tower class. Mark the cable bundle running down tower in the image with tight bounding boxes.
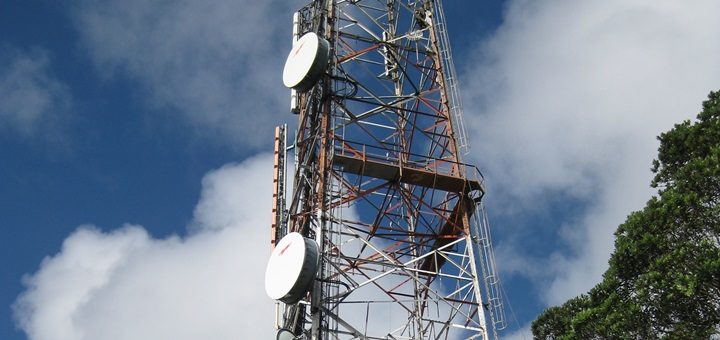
[265,1,506,339]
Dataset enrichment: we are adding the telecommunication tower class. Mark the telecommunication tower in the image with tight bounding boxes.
[265,1,506,339]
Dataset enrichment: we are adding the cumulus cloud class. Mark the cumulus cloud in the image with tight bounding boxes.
[463,0,720,306]
[71,0,301,149]
[12,153,453,339]
[0,47,70,137]
[13,155,276,340]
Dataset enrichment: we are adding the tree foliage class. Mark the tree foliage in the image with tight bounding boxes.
[532,90,720,339]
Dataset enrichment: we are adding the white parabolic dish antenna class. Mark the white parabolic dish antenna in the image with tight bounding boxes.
[276,329,296,340]
[265,232,320,304]
[282,32,330,91]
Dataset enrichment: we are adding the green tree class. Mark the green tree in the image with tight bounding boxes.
[532,90,720,339]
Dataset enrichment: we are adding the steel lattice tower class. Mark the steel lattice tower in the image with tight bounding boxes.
[268,1,505,339]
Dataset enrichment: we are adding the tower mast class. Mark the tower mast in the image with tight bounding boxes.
[267,1,506,339]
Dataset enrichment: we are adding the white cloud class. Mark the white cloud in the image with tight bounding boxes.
[0,47,70,137]
[191,155,274,231]
[463,0,720,306]
[502,324,532,340]
[13,155,276,340]
[72,0,301,149]
[12,153,456,339]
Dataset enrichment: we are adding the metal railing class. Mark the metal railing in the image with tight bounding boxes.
[332,138,484,187]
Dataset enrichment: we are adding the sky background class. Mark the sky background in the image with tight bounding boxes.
[1,1,719,339]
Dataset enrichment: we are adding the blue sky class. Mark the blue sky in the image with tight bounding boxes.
[2,1,720,339]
